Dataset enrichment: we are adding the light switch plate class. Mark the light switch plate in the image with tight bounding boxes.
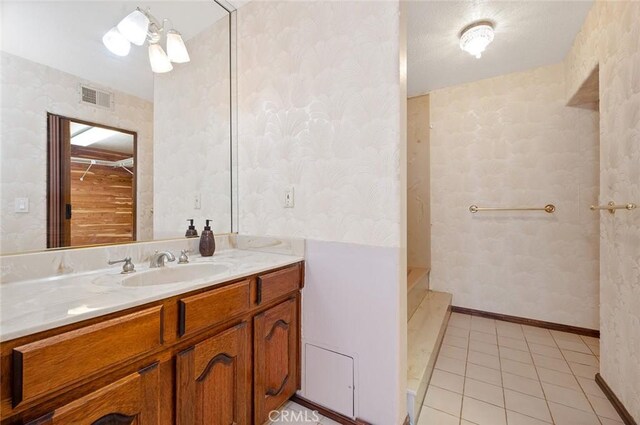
[284,187,295,208]
[194,194,201,210]
[15,198,29,213]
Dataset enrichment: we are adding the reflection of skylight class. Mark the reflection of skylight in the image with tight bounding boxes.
[70,127,119,147]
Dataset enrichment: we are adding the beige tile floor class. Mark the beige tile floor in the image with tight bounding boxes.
[419,312,623,425]
[268,401,341,425]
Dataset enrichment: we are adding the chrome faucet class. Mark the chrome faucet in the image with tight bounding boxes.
[149,251,176,268]
[108,257,136,274]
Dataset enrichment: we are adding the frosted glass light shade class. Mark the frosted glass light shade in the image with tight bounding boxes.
[167,30,190,63]
[117,9,150,46]
[459,23,494,59]
[102,27,131,56]
[148,43,173,73]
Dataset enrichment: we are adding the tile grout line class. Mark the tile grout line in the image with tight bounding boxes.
[500,322,565,425]
[459,318,471,425]
[523,324,557,425]
[553,333,605,425]
[492,319,509,425]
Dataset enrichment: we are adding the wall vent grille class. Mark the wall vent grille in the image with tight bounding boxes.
[80,85,113,110]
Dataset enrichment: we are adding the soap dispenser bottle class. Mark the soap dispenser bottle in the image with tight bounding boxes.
[185,219,198,238]
[199,219,216,257]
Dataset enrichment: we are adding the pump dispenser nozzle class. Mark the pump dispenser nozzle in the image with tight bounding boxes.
[185,219,198,238]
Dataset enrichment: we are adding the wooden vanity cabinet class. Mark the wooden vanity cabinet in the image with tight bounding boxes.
[176,321,251,425]
[254,298,299,424]
[0,262,303,425]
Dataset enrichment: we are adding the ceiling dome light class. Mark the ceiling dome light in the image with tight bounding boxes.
[459,22,494,59]
[117,9,150,46]
[148,43,173,73]
[102,27,131,56]
[166,30,190,63]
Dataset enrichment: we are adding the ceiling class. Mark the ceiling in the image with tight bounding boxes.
[1,1,231,101]
[407,0,594,96]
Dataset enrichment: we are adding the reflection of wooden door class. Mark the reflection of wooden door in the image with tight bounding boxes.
[254,298,298,424]
[176,322,250,425]
[47,114,136,248]
[47,114,72,248]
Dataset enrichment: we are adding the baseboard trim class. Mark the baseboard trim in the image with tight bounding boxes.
[290,395,371,425]
[595,373,638,425]
[450,306,599,338]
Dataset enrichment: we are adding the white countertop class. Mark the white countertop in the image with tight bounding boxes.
[0,249,303,342]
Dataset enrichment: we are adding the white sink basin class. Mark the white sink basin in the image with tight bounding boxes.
[121,263,230,287]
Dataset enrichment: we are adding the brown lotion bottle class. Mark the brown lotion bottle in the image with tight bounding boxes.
[199,219,215,257]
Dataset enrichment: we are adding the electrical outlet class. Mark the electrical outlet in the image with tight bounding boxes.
[15,198,29,213]
[284,187,295,208]
[194,194,201,210]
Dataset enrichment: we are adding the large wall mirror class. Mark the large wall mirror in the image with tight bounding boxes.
[0,1,236,254]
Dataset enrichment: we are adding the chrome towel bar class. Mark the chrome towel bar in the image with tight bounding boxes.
[469,204,556,214]
[590,201,637,214]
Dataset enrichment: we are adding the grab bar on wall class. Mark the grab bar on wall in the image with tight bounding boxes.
[590,201,637,214]
[469,204,556,214]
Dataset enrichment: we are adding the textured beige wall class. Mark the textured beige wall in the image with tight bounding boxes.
[237,1,406,423]
[430,63,600,329]
[566,2,640,420]
[0,53,154,254]
[407,95,430,270]
[154,20,231,238]
[237,1,403,248]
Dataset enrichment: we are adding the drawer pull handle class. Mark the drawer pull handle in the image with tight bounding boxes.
[256,277,263,305]
[178,300,186,337]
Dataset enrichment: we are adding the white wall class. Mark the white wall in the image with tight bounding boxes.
[566,2,640,420]
[154,18,232,238]
[0,52,154,254]
[430,62,600,330]
[237,1,406,423]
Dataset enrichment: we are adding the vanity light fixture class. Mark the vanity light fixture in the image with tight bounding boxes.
[166,30,191,63]
[459,21,495,59]
[102,27,131,57]
[117,9,150,46]
[149,43,174,73]
[102,7,190,73]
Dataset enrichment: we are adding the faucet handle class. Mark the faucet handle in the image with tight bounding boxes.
[178,249,190,264]
[108,257,136,274]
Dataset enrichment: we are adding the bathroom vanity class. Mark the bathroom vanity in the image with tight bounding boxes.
[0,251,304,425]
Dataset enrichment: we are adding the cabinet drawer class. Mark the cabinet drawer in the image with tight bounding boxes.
[26,363,159,425]
[256,265,302,306]
[12,306,163,407]
[178,280,250,337]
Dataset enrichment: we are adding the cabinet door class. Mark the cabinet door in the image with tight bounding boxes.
[176,322,250,425]
[254,298,299,424]
[26,363,159,425]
